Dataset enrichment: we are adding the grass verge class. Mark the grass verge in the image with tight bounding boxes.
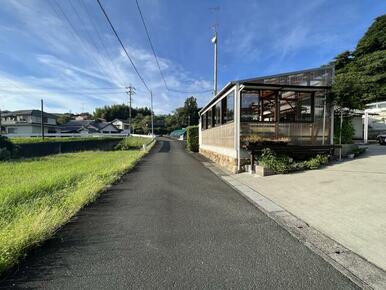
[10,136,122,144]
[115,136,153,150]
[0,148,151,274]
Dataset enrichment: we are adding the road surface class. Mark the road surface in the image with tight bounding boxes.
[1,138,359,289]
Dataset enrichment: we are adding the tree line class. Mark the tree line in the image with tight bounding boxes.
[92,96,200,135]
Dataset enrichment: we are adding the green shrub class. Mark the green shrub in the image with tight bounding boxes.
[0,148,11,161]
[303,154,329,170]
[115,136,152,150]
[334,117,355,144]
[0,136,17,161]
[258,148,292,174]
[258,148,329,173]
[186,126,199,152]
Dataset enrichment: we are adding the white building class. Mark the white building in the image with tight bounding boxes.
[365,101,386,139]
[111,119,130,131]
[1,110,57,135]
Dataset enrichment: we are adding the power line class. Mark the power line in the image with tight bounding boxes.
[135,0,168,91]
[96,0,150,93]
[78,0,127,86]
[67,0,116,82]
[135,0,212,95]
[48,0,122,89]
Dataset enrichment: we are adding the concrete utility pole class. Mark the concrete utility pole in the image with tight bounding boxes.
[126,85,136,134]
[210,6,219,96]
[41,99,45,139]
[150,91,154,136]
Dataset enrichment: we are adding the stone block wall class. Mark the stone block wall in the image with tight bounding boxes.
[199,147,238,173]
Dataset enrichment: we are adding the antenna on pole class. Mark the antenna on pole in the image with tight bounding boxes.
[210,6,220,96]
[126,85,136,135]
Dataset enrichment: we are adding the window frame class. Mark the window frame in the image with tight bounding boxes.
[240,90,277,123]
[278,91,315,123]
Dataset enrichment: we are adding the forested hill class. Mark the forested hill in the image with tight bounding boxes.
[331,14,386,108]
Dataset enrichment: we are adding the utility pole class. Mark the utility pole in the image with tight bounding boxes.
[126,85,136,134]
[210,6,219,96]
[150,91,154,136]
[41,99,45,139]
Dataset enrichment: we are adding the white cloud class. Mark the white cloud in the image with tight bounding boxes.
[0,0,212,114]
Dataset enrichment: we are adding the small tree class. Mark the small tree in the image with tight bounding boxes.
[186,126,199,152]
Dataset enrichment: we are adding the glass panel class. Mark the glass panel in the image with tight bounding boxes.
[221,97,227,124]
[241,90,276,122]
[226,92,234,122]
[201,114,206,129]
[214,102,221,126]
[249,67,334,86]
[260,90,276,122]
[279,91,313,122]
[241,92,259,121]
[207,109,212,128]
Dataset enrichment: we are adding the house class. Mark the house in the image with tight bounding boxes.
[74,113,93,121]
[59,119,120,134]
[1,110,58,135]
[198,66,334,173]
[111,119,130,131]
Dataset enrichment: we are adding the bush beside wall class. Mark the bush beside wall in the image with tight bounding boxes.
[0,136,18,161]
[186,126,199,152]
[334,117,355,144]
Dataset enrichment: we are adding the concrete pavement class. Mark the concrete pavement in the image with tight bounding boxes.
[0,138,359,289]
[232,144,386,273]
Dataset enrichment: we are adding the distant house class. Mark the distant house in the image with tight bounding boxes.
[170,128,186,140]
[59,119,120,134]
[74,113,93,121]
[1,110,58,135]
[111,119,130,131]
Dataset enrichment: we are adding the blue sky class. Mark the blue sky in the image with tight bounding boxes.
[0,0,385,114]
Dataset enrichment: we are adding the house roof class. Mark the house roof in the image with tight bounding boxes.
[59,119,119,133]
[112,118,129,123]
[199,66,334,114]
[1,110,58,119]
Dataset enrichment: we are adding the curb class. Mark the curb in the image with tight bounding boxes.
[196,155,386,290]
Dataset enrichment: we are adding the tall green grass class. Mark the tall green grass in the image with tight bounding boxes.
[0,150,145,274]
[115,136,153,150]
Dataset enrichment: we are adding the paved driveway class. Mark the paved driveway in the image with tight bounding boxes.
[0,138,358,289]
[234,144,386,271]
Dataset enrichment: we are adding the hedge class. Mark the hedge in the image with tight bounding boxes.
[186,126,199,152]
[16,138,123,158]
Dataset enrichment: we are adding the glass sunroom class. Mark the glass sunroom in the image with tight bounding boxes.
[198,66,334,173]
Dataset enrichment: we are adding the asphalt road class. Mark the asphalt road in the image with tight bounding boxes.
[1,138,359,289]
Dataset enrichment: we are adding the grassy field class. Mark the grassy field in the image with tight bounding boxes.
[10,136,122,144]
[0,149,148,274]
